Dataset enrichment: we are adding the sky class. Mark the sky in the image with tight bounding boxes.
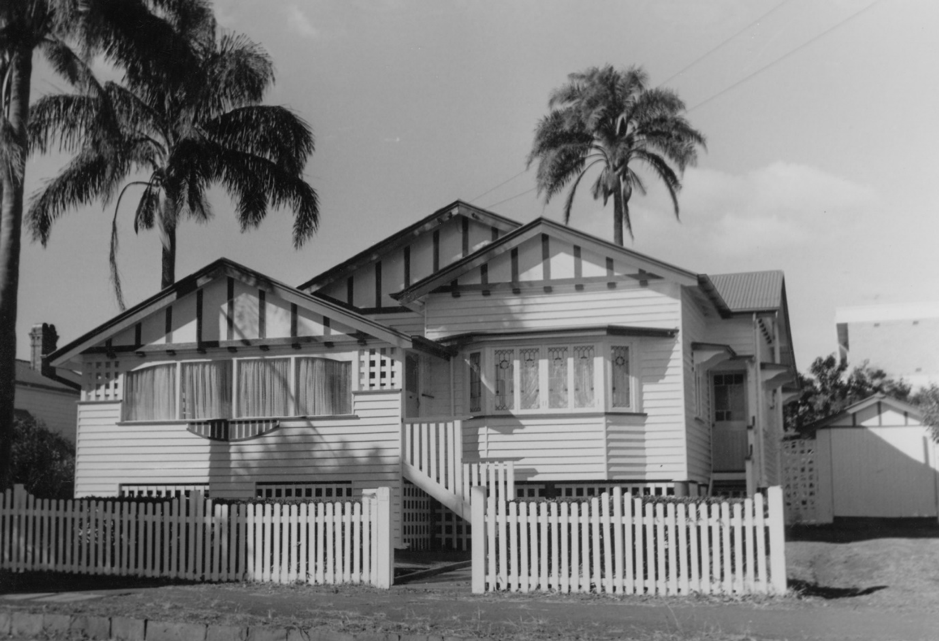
[17,0,939,375]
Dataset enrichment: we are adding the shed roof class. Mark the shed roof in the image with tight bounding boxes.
[15,360,79,393]
[805,393,923,431]
[710,271,784,312]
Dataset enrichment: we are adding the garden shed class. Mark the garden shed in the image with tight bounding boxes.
[812,394,938,521]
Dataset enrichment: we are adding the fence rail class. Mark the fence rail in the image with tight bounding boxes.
[471,486,786,596]
[0,485,393,588]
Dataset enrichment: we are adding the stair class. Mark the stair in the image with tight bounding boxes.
[402,418,514,521]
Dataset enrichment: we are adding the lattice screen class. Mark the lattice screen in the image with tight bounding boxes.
[82,359,124,401]
[359,347,400,390]
[255,483,353,500]
[782,438,819,524]
[402,482,432,550]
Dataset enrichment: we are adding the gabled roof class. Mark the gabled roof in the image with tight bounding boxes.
[50,258,414,366]
[807,393,923,431]
[392,217,725,307]
[298,200,521,292]
[14,360,80,393]
[710,271,784,312]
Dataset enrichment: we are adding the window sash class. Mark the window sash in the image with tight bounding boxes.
[181,361,232,419]
[297,357,352,416]
[237,358,291,418]
[610,345,631,409]
[123,364,176,421]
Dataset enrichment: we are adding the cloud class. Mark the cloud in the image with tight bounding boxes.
[286,4,319,39]
[573,161,878,266]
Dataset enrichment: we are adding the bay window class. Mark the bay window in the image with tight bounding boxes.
[467,341,637,414]
[237,358,290,418]
[181,361,232,419]
[297,357,352,416]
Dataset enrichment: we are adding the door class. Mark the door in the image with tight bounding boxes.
[712,372,748,472]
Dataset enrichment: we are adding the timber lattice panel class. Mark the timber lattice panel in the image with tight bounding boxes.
[781,438,818,524]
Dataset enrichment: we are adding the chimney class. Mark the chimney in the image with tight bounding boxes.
[29,323,59,379]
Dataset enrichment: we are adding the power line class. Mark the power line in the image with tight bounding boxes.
[688,0,881,113]
[482,187,537,209]
[658,0,796,87]
[469,169,529,203]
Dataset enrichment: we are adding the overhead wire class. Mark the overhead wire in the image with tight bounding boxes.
[478,0,881,211]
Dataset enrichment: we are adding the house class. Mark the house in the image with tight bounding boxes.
[49,200,798,548]
[836,302,939,389]
[787,394,938,522]
[15,323,80,441]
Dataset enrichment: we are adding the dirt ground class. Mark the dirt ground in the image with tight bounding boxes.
[2,520,938,641]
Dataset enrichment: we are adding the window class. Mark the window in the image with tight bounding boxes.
[122,364,176,421]
[713,372,745,421]
[477,343,604,413]
[297,357,351,416]
[181,361,232,419]
[237,358,290,418]
[610,345,631,408]
[468,352,482,413]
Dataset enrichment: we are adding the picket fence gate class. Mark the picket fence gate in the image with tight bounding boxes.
[0,485,393,588]
[471,486,787,596]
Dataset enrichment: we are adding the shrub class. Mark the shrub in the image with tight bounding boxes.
[12,414,75,499]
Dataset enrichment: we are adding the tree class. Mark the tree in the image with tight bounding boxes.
[11,414,74,499]
[528,65,706,246]
[911,384,939,443]
[0,0,204,490]
[784,354,912,434]
[26,5,319,309]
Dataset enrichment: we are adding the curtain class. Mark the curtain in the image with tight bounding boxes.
[611,346,630,408]
[123,364,176,421]
[181,361,232,419]
[238,359,291,418]
[297,358,351,416]
[548,346,568,408]
[573,345,594,408]
[519,348,540,409]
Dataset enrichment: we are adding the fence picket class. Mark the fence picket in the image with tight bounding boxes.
[569,502,579,593]
[666,503,677,595]
[509,501,519,592]
[733,502,743,594]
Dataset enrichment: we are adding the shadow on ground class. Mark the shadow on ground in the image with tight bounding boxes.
[788,579,888,600]
[788,517,939,543]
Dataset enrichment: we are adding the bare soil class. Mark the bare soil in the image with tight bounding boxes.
[2,521,938,640]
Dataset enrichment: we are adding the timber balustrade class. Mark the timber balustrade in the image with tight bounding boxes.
[471,486,787,596]
[402,418,515,518]
[0,485,393,588]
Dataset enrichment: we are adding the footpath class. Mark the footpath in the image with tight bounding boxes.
[1,565,936,641]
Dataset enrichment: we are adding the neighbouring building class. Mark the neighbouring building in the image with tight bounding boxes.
[15,323,81,441]
[49,201,799,548]
[835,302,939,389]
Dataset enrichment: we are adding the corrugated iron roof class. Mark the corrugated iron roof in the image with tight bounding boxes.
[15,360,79,393]
[709,270,784,312]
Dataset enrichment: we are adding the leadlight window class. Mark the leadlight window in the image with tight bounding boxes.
[519,348,540,410]
[548,346,568,408]
[494,349,515,410]
[611,346,631,408]
[573,345,595,408]
[468,352,482,413]
[122,364,176,421]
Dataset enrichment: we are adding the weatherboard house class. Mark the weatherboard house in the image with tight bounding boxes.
[50,201,797,548]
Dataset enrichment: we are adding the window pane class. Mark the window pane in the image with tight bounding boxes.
[298,358,351,416]
[468,352,482,413]
[611,346,630,408]
[713,373,745,421]
[548,347,568,408]
[519,348,540,409]
[238,359,290,418]
[494,349,515,411]
[573,345,594,408]
[181,361,232,419]
[123,364,176,421]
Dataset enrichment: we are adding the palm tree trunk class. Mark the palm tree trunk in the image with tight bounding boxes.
[612,187,624,246]
[160,224,176,290]
[0,46,32,490]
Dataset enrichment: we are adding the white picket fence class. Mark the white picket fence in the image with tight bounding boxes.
[0,485,393,588]
[471,486,787,596]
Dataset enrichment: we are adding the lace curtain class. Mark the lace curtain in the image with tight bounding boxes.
[238,359,291,418]
[123,364,176,421]
[181,361,232,419]
[297,358,351,416]
[573,345,594,408]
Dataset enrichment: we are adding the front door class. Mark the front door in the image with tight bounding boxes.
[712,372,748,472]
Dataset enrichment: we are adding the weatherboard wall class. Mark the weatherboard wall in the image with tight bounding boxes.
[73,391,404,543]
[679,287,712,485]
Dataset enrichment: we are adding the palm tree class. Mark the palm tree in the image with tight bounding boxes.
[528,65,706,246]
[0,0,205,489]
[26,8,318,309]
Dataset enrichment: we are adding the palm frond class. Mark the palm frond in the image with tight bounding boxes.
[28,94,100,154]
[134,177,160,233]
[634,149,682,218]
[194,31,273,119]
[562,159,602,225]
[0,118,26,183]
[39,37,99,93]
[203,105,313,174]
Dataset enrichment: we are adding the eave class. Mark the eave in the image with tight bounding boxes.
[438,324,679,346]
